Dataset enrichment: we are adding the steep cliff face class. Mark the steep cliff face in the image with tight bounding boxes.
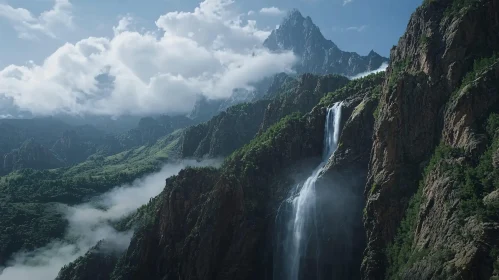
[188,9,388,124]
[259,74,349,132]
[181,74,349,159]
[112,114,327,280]
[264,10,388,77]
[55,73,383,280]
[56,241,121,280]
[363,0,499,279]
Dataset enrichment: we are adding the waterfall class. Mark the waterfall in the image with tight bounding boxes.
[274,102,343,280]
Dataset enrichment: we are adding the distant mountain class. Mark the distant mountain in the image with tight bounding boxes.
[264,9,388,77]
[0,115,195,175]
[189,9,388,122]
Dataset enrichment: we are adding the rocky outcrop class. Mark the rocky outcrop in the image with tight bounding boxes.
[259,74,350,132]
[56,73,383,280]
[188,9,388,124]
[56,241,121,280]
[181,100,271,158]
[111,114,327,280]
[264,10,389,77]
[363,0,499,279]
[182,74,349,159]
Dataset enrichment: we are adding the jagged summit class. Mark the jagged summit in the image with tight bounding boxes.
[264,9,388,76]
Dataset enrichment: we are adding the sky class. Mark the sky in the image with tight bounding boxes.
[0,0,422,117]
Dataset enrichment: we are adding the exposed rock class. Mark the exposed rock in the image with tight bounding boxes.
[484,190,499,206]
[443,61,499,156]
[182,74,349,159]
[363,0,499,279]
[493,148,499,168]
[259,74,350,131]
[181,100,271,158]
[56,241,121,280]
[111,114,328,280]
[264,10,389,76]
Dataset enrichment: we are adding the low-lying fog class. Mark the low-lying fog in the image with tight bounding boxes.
[0,159,221,280]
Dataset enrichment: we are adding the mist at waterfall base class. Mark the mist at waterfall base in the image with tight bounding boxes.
[273,103,365,279]
[0,160,221,280]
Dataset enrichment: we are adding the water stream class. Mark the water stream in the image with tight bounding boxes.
[274,102,343,280]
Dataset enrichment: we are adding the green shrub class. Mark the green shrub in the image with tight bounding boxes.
[459,53,499,90]
[387,144,463,279]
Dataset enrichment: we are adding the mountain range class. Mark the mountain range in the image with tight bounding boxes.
[3,1,499,280]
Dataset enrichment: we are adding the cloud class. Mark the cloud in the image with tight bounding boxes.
[247,10,255,16]
[332,25,367,32]
[259,7,285,16]
[346,25,367,32]
[0,0,296,117]
[343,0,353,5]
[0,160,222,280]
[349,62,388,80]
[113,15,134,36]
[0,0,73,39]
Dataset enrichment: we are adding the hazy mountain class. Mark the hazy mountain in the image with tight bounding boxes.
[264,9,388,76]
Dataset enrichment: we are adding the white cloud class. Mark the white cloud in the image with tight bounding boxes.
[0,160,222,280]
[349,62,388,80]
[113,15,134,36]
[346,25,367,32]
[0,0,73,39]
[332,25,367,32]
[0,0,296,117]
[247,10,255,16]
[343,0,353,5]
[259,7,285,16]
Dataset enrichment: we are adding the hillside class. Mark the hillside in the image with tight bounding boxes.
[55,0,499,279]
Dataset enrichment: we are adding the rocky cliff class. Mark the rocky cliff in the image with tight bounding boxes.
[189,9,388,124]
[264,10,388,77]
[47,1,499,279]
[181,74,349,159]
[363,0,499,279]
[56,72,383,280]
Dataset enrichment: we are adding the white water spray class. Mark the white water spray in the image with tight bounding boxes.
[274,102,343,280]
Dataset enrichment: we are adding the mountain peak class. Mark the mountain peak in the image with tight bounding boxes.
[286,8,303,19]
[368,49,380,57]
[264,9,335,53]
[263,10,388,77]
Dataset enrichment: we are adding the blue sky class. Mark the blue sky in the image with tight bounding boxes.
[0,0,422,117]
[0,0,421,68]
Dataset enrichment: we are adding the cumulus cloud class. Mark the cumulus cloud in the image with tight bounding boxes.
[0,160,222,280]
[0,0,73,39]
[259,7,285,16]
[113,15,134,36]
[0,0,296,117]
[349,62,388,80]
[343,0,353,6]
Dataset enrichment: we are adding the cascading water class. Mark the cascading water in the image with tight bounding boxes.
[274,102,343,280]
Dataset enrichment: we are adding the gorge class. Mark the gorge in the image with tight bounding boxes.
[1,0,499,279]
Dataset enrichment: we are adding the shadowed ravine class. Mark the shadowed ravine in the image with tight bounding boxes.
[273,102,343,280]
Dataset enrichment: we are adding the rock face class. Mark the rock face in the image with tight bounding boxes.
[259,74,350,131]
[189,9,388,124]
[363,0,499,279]
[57,73,383,280]
[264,10,388,77]
[56,241,121,280]
[181,74,349,159]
